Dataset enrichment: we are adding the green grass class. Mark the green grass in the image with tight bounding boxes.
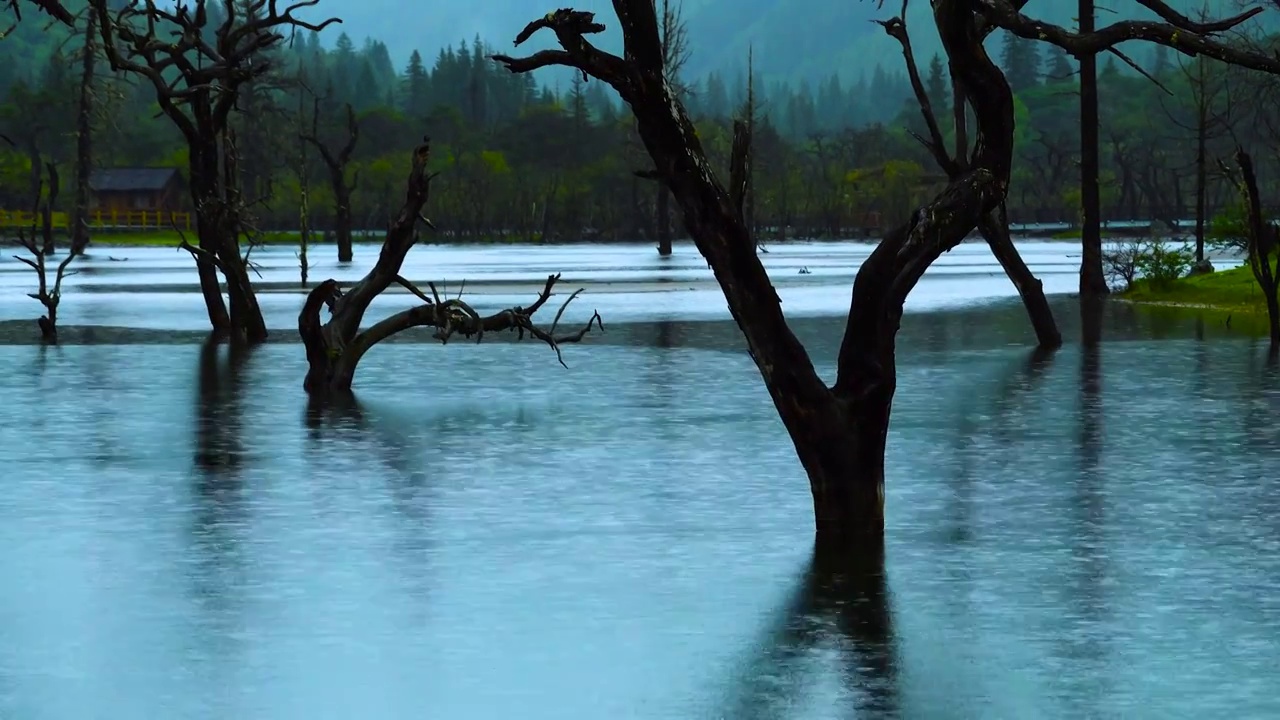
[1123,262,1272,315]
[87,230,305,247]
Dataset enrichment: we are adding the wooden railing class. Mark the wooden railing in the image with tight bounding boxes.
[0,209,192,231]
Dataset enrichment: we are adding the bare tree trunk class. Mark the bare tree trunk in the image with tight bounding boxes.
[71,11,96,252]
[301,101,360,263]
[1230,148,1280,349]
[1194,113,1208,262]
[877,12,1060,349]
[495,2,1018,544]
[300,141,602,393]
[980,211,1062,347]
[333,182,353,262]
[189,142,233,334]
[656,184,672,255]
[1078,0,1109,297]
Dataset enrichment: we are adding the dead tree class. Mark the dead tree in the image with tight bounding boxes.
[742,45,759,251]
[635,0,689,257]
[298,139,604,393]
[876,5,1061,349]
[9,163,84,342]
[89,0,337,343]
[295,72,312,287]
[1077,0,1109,298]
[493,2,1280,546]
[300,97,359,263]
[4,0,73,27]
[1222,148,1280,348]
[1161,49,1236,263]
[70,9,97,252]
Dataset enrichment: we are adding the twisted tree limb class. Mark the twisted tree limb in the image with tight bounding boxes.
[298,139,604,393]
[876,0,1060,348]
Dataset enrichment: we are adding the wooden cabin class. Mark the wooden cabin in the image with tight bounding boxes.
[89,167,185,212]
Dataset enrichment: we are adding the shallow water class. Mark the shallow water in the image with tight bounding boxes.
[0,242,1277,719]
[0,239,1241,332]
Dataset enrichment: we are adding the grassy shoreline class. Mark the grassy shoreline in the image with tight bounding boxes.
[1122,262,1271,316]
[85,231,303,247]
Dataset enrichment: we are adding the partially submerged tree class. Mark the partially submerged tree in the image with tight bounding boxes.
[1222,148,1280,349]
[1163,49,1236,263]
[875,5,1061,348]
[294,72,313,286]
[89,0,338,342]
[300,94,359,263]
[1077,0,1109,298]
[298,139,604,393]
[9,162,85,342]
[70,9,97,252]
[636,0,689,257]
[492,1,1280,547]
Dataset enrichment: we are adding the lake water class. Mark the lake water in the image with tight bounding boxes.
[1,241,1277,719]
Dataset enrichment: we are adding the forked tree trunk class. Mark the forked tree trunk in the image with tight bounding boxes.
[300,140,602,394]
[492,1,1016,544]
[302,101,360,263]
[188,137,267,342]
[878,12,1061,350]
[189,141,231,333]
[300,142,436,392]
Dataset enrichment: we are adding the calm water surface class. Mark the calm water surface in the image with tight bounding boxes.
[0,242,1277,719]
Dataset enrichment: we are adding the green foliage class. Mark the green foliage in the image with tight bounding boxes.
[1127,263,1271,316]
[1139,239,1195,288]
[1208,200,1276,253]
[3,4,1279,242]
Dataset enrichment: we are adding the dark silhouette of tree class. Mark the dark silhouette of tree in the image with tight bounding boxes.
[876,6,1062,348]
[301,94,359,262]
[492,1,1280,546]
[297,139,603,393]
[1222,148,1280,351]
[1078,0,1109,300]
[89,0,338,342]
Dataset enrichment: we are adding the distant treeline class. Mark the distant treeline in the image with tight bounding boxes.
[1,8,1277,242]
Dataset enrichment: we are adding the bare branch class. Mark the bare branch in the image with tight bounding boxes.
[491,9,634,96]
[874,7,960,174]
[978,0,1280,74]
[346,274,604,371]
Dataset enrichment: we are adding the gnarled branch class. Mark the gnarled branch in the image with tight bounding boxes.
[491,8,634,96]
[977,0,1280,74]
[345,273,605,371]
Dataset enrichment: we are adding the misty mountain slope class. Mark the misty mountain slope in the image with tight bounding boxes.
[323,0,1277,84]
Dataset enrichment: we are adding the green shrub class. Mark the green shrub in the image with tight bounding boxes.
[1138,238,1194,288]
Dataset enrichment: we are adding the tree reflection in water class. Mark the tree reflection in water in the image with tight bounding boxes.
[721,544,896,718]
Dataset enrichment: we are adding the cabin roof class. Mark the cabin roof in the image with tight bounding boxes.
[89,167,180,192]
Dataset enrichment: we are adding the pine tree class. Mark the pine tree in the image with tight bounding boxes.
[1151,43,1170,78]
[330,33,356,103]
[1000,32,1041,92]
[1044,45,1074,83]
[704,72,728,118]
[401,50,430,120]
[924,53,950,116]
